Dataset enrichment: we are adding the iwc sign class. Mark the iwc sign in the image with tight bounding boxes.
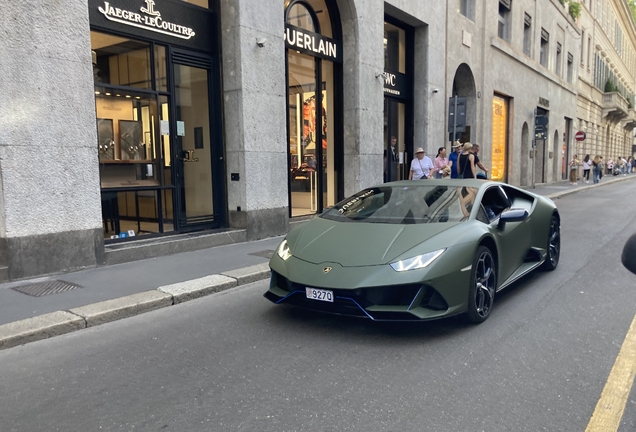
[98,0,196,40]
[383,71,410,100]
[89,0,214,51]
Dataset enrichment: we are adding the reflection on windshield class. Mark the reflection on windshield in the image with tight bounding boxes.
[321,185,478,224]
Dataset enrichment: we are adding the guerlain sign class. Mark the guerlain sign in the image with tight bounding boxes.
[284,24,342,63]
[98,0,195,40]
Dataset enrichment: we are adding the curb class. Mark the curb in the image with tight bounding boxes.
[0,263,271,351]
[540,174,635,200]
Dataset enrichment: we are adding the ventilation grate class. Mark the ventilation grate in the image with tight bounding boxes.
[11,280,83,297]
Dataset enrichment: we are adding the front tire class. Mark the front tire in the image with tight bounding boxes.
[466,246,497,324]
[541,215,560,271]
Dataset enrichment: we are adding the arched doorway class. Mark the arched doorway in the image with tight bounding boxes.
[451,64,476,143]
[285,0,343,217]
[521,122,530,186]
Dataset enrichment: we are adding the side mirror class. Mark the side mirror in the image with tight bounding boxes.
[622,233,636,275]
[497,208,528,230]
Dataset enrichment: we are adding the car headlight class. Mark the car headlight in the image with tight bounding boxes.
[390,249,445,272]
[277,239,292,261]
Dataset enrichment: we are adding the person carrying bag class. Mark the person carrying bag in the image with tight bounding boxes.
[456,142,476,179]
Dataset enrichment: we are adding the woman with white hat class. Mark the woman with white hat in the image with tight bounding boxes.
[408,147,434,180]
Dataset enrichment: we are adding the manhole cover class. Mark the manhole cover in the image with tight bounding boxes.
[249,250,275,259]
[11,280,83,297]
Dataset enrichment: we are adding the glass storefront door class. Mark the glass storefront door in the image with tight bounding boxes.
[288,51,318,216]
[173,63,215,227]
[384,98,407,182]
[285,0,340,217]
[383,18,413,183]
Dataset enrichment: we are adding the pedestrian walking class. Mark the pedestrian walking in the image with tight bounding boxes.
[448,141,462,179]
[569,154,580,185]
[627,156,633,174]
[582,155,591,183]
[409,147,434,180]
[592,155,601,184]
[457,142,476,179]
[433,147,451,179]
[471,143,489,178]
[621,156,628,175]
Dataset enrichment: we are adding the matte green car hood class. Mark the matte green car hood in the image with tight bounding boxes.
[290,217,460,266]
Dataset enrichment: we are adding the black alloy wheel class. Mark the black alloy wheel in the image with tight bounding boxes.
[467,246,497,324]
[541,215,560,271]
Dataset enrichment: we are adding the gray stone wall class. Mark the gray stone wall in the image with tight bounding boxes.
[340,0,448,195]
[0,1,102,277]
[445,0,580,186]
[219,0,289,239]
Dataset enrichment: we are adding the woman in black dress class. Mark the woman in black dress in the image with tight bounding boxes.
[456,142,476,179]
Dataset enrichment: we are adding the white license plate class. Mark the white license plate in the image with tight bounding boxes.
[305,288,334,302]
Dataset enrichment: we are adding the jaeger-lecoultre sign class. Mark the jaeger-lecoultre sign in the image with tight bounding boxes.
[97,0,196,40]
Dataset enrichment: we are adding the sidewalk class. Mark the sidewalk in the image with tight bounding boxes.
[1,174,634,349]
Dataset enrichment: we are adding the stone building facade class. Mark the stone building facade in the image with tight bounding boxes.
[0,0,594,281]
[575,0,636,166]
[0,0,448,280]
[445,0,580,187]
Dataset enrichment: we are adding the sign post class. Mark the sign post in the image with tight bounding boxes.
[448,96,466,143]
[533,112,549,189]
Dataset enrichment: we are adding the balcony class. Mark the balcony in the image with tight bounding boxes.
[602,92,629,124]
[622,108,636,131]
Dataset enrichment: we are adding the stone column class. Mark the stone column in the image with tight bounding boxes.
[0,1,103,279]
[220,0,289,240]
[340,0,384,197]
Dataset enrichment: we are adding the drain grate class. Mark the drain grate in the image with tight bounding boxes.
[11,280,83,297]
[249,250,275,259]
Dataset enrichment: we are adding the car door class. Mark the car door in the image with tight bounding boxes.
[482,185,532,283]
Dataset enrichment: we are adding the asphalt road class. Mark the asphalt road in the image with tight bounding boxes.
[1,182,635,432]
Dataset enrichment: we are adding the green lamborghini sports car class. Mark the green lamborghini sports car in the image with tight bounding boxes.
[265,179,560,323]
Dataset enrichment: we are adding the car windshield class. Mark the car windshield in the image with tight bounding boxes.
[321,185,478,224]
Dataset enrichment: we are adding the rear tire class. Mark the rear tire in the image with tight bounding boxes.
[541,215,560,271]
[466,246,497,324]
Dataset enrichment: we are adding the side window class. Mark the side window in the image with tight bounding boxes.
[476,205,490,224]
[481,186,510,220]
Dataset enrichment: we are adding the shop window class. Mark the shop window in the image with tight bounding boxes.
[92,30,173,239]
[287,3,316,33]
[285,0,338,217]
[491,96,508,182]
[182,0,209,8]
[91,32,152,89]
[384,22,406,74]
